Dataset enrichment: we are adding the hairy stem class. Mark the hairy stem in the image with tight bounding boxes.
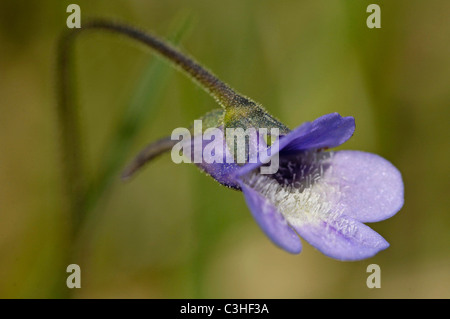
[80,19,254,109]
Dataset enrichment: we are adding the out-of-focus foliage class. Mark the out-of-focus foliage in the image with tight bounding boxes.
[0,0,449,298]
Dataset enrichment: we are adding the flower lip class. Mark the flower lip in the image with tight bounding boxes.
[239,180,303,254]
[238,149,403,260]
[235,112,355,178]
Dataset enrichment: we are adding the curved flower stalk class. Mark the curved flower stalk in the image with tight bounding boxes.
[93,20,406,261]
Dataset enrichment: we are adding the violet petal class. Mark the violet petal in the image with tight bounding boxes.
[236,113,355,177]
[239,181,302,254]
[322,151,404,223]
[290,214,389,261]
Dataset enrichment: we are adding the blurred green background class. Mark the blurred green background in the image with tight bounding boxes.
[0,0,449,298]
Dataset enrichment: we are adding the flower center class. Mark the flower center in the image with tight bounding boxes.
[242,151,342,226]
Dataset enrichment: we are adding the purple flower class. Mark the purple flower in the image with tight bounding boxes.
[102,22,405,261]
[196,112,404,261]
